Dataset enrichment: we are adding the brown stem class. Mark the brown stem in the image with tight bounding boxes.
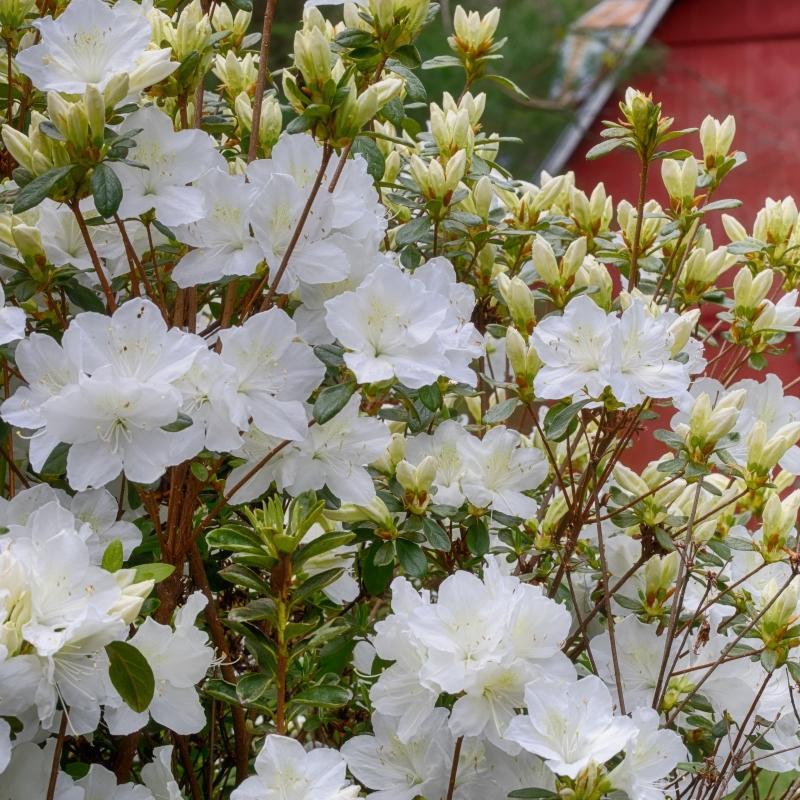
[5,39,13,125]
[70,201,116,311]
[627,158,650,292]
[445,736,464,800]
[113,733,140,782]
[175,734,203,800]
[114,215,163,312]
[46,712,68,800]
[594,486,626,714]
[188,545,251,784]
[651,480,702,709]
[247,0,278,163]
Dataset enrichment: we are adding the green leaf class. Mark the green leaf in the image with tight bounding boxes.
[229,598,277,624]
[786,660,800,683]
[206,525,265,553]
[385,59,426,103]
[422,517,450,551]
[313,382,356,424]
[484,397,520,424]
[63,282,105,313]
[335,28,375,48]
[396,216,431,246]
[292,684,352,708]
[190,461,209,481]
[373,540,395,567]
[13,165,75,213]
[699,198,742,214]
[508,790,558,799]
[105,641,154,713]
[204,678,238,704]
[418,382,442,411]
[101,539,124,573]
[543,399,590,442]
[396,538,427,577]
[392,44,422,69]
[91,163,123,218]
[286,114,315,134]
[421,54,463,70]
[351,136,385,182]
[363,540,394,595]
[237,672,270,704]
[585,138,626,160]
[133,562,175,583]
[466,519,490,556]
[295,531,356,566]
[290,568,343,608]
[483,72,529,100]
[219,564,270,594]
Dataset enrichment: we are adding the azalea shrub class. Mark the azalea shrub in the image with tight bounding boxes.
[3,0,800,799]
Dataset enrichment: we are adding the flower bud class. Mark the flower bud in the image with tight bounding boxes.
[668,308,700,357]
[473,175,493,220]
[505,326,541,388]
[700,114,735,166]
[613,463,650,498]
[722,213,747,242]
[294,27,332,87]
[747,421,800,473]
[733,267,773,311]
[327,496,396,533]
[531,234,559,286]
[84,84,106,144]
[11,222,42,258]
[562,236,587,281]
[573,256,613,310]
[661,157,697,208]
[450,5,500,57]
[111,570,154,624]
[760,489,800,559]
[0,0,36,29]
[2,125,33,171]
[496,273,535,333]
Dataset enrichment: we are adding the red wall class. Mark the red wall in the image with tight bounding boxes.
[564,0,800,465]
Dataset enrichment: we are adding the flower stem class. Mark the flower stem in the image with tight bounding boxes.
[46,712,68,800]
[247,0,278,163]
[445,736,464,800]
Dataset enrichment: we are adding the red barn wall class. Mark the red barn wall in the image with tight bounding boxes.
[563,0,800,466]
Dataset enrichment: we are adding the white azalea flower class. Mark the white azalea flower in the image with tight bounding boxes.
[325,261,478,389]
[504,674,636,779]
[275,394,390,505]
[0,740,82,800]
[0,502,145,731]
[230,734,359,800]
[111,106,219,227]
[77,764,154,800]
[0,718,10,775]
[1,333,79,471]
[532,294,613,402]
[105,592,214,736]
[141,746,185,800]
[532,295,702,407]
[0,284,24,345]
[341,709,454,800]
[459,426,548,519]
[172,166,264,287]
[608,707,686,800]
[14,0,176,93]
[218,307,323,440]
